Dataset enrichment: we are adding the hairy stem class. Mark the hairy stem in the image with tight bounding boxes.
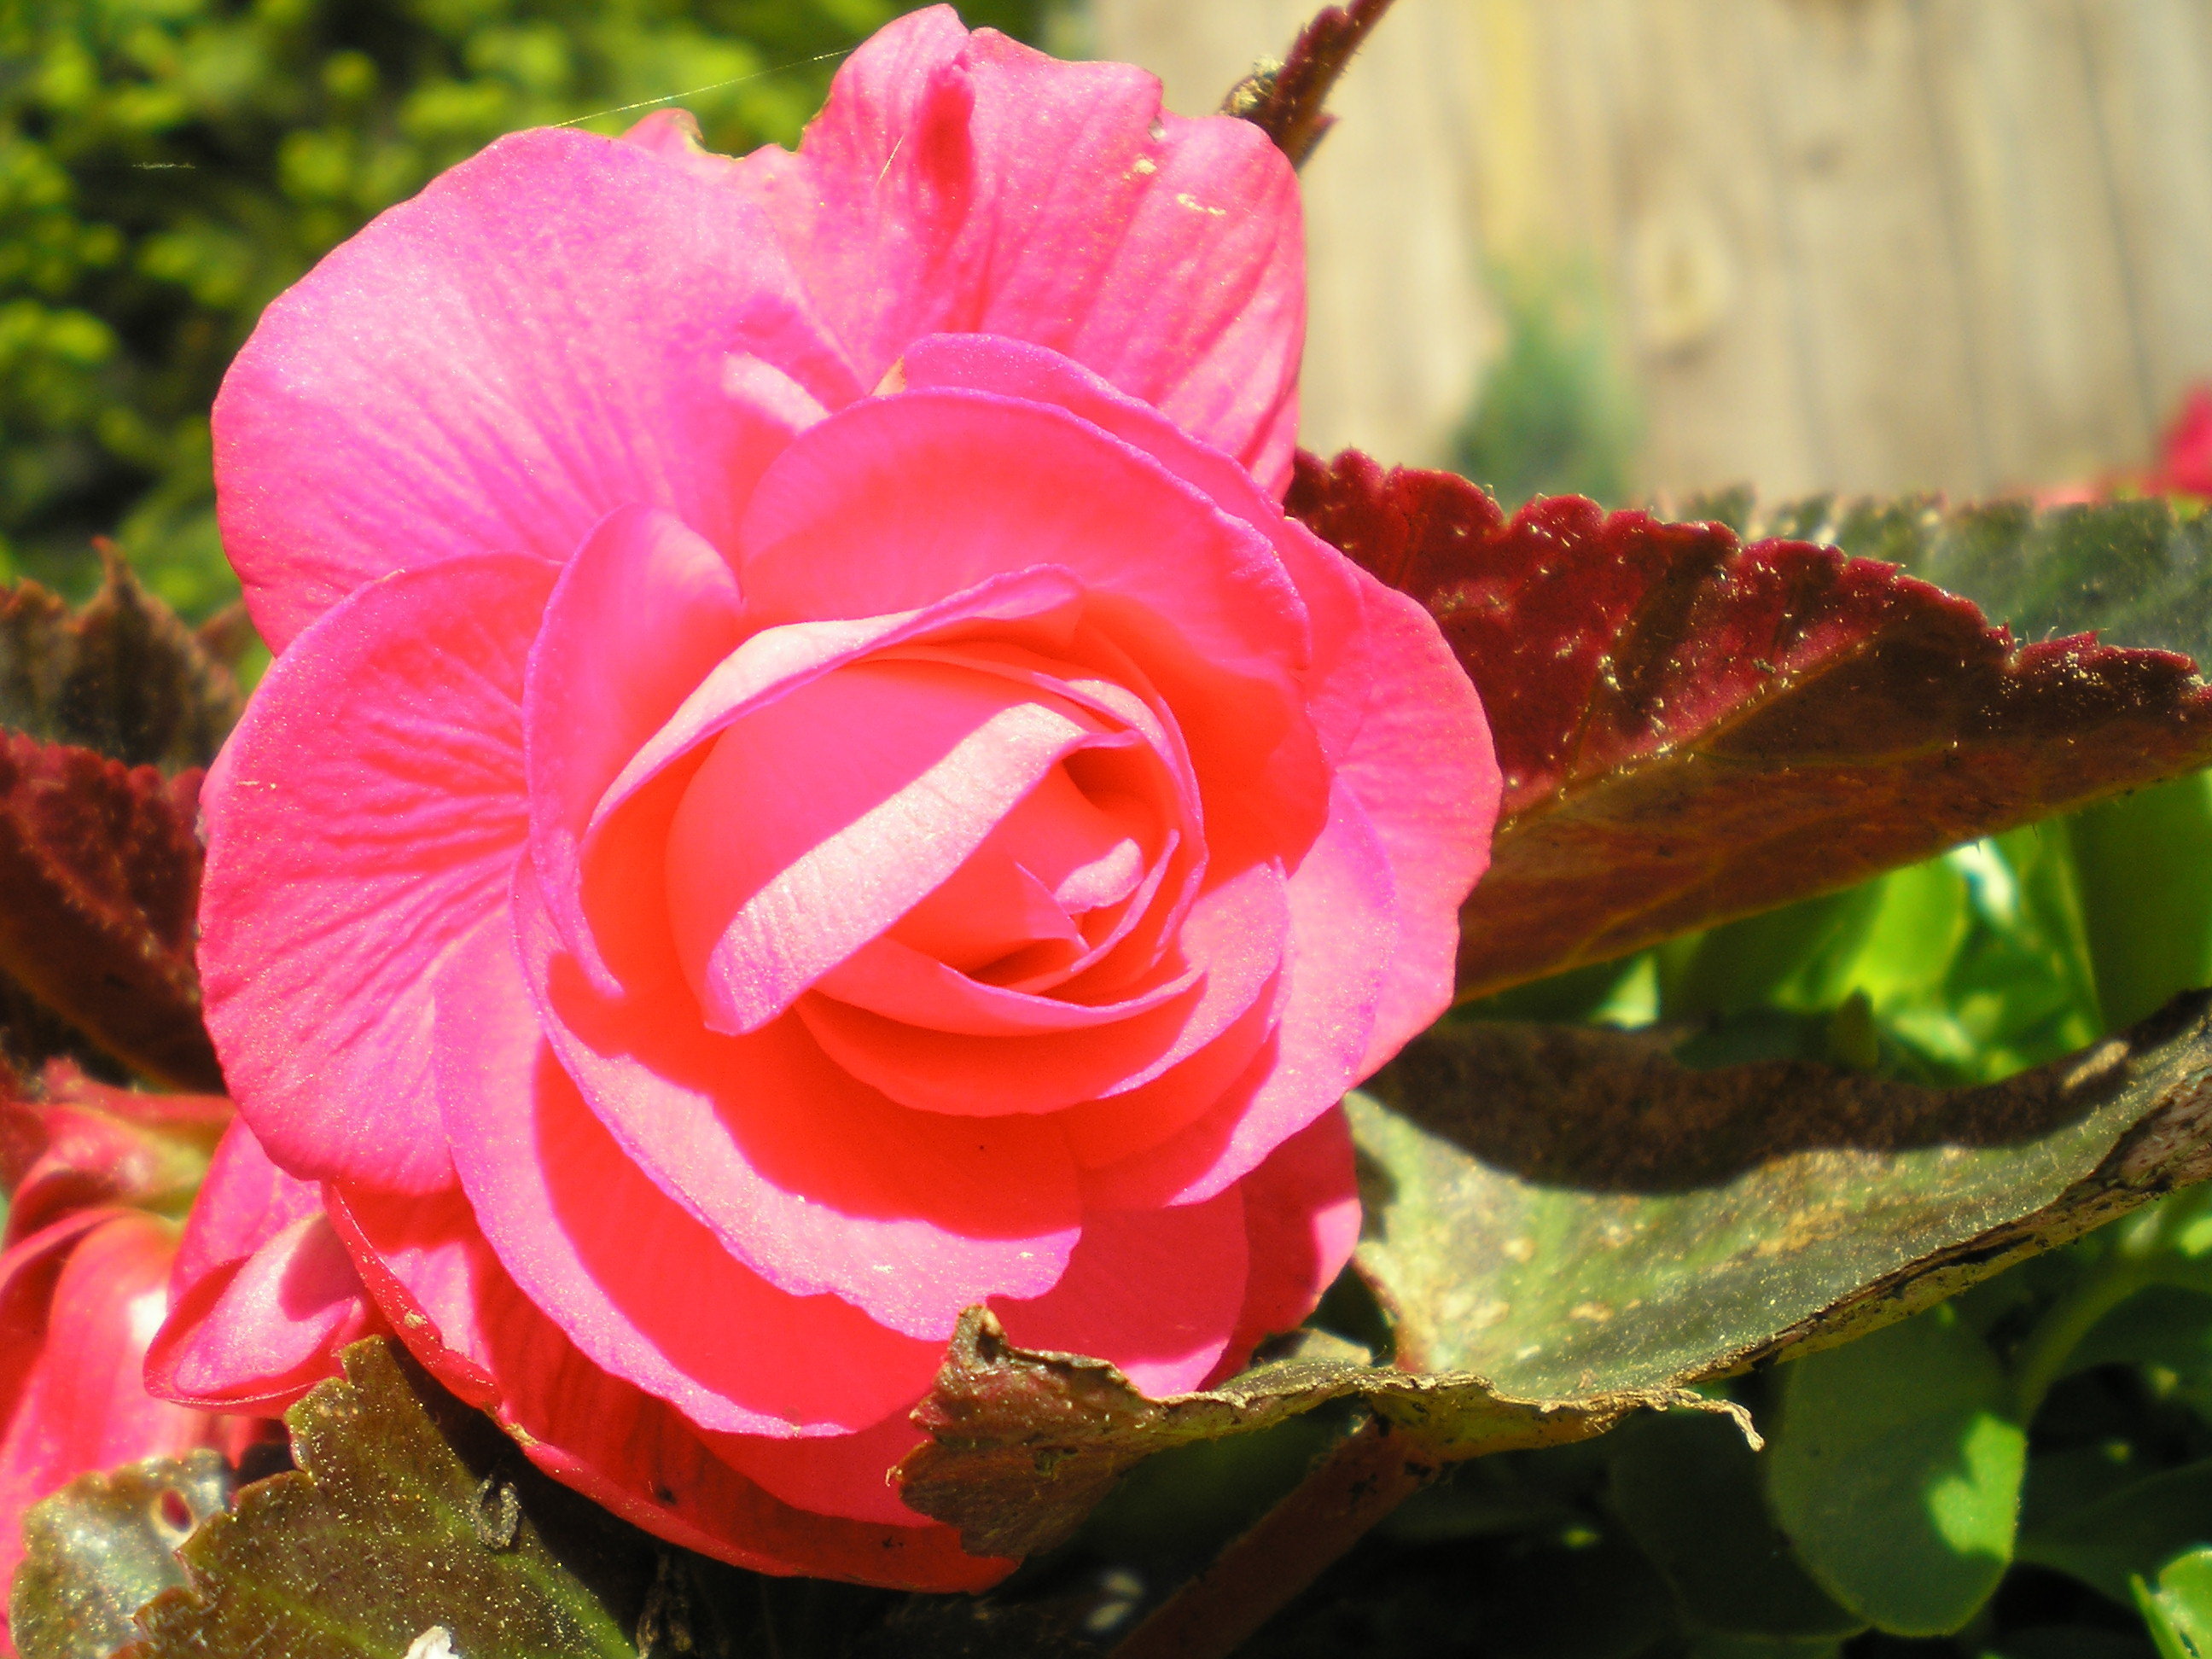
[1109,1415,1440,1659]
[1225,0,1399,169]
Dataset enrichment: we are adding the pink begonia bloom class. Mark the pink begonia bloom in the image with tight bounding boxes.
[155,8,1500,1588]
[0,1069,277,1648]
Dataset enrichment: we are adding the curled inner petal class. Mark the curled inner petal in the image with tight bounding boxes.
[664,657,1133,1035]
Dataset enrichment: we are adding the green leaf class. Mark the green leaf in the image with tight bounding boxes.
[1353,998,2212,1394]
[1743,493,2212,668]
[2068,771,2212,1031]
[2069,1284,2212,1384]
[1607,1412,1863,1640]
[9,1452,232,1659]
[2019,1459,2212,1606]
[1766,1305,2026,1636]
[2137,1549,2212,1659]
[902,996,2212,1557]
[119,1340,645,1659]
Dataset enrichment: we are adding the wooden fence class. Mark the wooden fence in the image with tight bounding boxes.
[1093,0,2212,501]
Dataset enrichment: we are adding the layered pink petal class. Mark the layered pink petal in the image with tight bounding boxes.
[170,1116,320,1290]
[902,332,1498,1068]
[323,1185,501,1409]
[991,1187,1249,1398]
[742,382,1332,889]
[797,859,1288,1116]
[1080,782,1394,1209]
[517,873,1083,1337]
[1,1212,219,1603]
[328,1185,1005,1589]
[738,392,1309,700]
[725,7,1304,486]
[146,1214,376,1412]
[525,505,748,993]
[1290,559,1499,1071]
[200,554,555,1193]
[1,1080,225,1247]
[573,565,1091,989]
[1056,977,1284,1170]
[1214,1109,1361,1381]
[146,1115,376,1412]
[814,933,1196,1038]
[667,658,1125,1034]
[437,913,941,1434]
[216,127,846,651]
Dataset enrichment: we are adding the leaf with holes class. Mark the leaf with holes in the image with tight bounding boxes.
[0,736,218,1089]
[9,1452,232,1659]
[0,550,241,776]
[117,1341,645,1659]
[1284,452,2212,999]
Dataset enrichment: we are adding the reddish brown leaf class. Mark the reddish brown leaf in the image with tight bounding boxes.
[1222,0,1396,167]
[1284,450,2212,999]
[0,544,242,775]
[0,732,221,1091]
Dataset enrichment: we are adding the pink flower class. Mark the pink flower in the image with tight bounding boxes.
[157,8,1499,1587]
[0,1067,271,1646]
[2149,386,2212,498]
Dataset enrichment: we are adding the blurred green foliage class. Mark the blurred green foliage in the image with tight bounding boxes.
[0,0,1044,619]
[1454,259,1638,512]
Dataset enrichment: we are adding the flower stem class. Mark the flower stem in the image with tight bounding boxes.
[1109,1415,1440,1659]
[1227,0,1400,168]
[2010,1205,2181,1421]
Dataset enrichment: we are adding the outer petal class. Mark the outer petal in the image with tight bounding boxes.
[991,1187,1249,1398]
[199,554,556,1194]
[216,127,845,651]
[145,1215,376,1413]
[1299,557,1499,1070]
[146,1115,378,1412]
[1,1212,220,1605]
[902,333,1499,1069]
[524,505,749,994]
[327,1186,1007,1590]
[169,1116,320,1290]
[725,7,1305,487]
[436,912,943,1435]
[718,1410,934,1529]
[1213,1109,1361,1381]
[516,871,1084,1339]
[739,391,1308,705]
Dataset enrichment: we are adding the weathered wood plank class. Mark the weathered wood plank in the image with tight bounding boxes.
[1092,0,2212,498]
